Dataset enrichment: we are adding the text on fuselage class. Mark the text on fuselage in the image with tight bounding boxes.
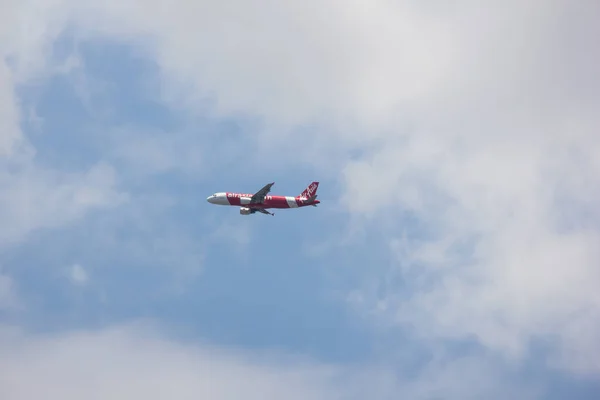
[228,193,272,200]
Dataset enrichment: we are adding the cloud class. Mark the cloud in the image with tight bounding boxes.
[0,161,127,247]
[67,264,88,286]
[0,61,24,157]
[0,3,128,249]
[338,0,600,377]
[0,273,18,310]
[0,322,539,400]
[74,0,453,125]
[0,322,343,400]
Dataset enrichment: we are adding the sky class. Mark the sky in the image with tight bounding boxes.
[1,1,600,399]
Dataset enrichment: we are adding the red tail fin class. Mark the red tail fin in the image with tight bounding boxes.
[299,181,319,198]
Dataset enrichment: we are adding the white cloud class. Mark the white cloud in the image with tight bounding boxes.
[0,162,128,247]
[337,1,600,377]
[0,2,128,248]
[0,61,24,158]
[0,323,343,400]
[72,0,454,126]
[106,125,208,179]
[67,264,88,285]
[0,273,18,310]
[0,323,538,400]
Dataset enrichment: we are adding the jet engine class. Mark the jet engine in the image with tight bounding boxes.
[239,207,253,215]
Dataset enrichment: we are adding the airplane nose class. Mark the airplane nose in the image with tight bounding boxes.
[207,196,214,203]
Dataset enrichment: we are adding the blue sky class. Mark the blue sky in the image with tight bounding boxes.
[1,2,600,399]
[9,35,366,348]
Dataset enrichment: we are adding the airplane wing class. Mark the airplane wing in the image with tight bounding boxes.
[256,208,274,216]
[249,182,274,204]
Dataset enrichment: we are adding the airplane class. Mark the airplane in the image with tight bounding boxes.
[206,181,320,216]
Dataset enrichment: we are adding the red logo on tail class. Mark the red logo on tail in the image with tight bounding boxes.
[300,182,319,198]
